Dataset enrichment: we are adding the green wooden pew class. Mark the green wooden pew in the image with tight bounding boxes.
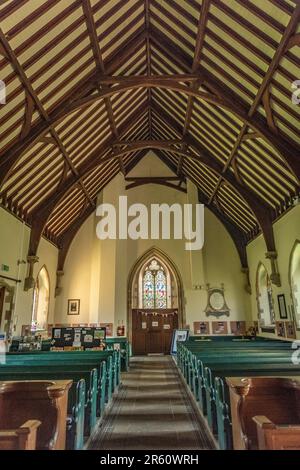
[0,365,94,449]
[6,350,120,401]
[5,350,119,411]
[176,341,300,449]
[185,335,286,343]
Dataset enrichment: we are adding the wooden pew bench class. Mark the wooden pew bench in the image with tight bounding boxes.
[0,351,120,449]
[176,342,300,449]
[226,377,300,450]
[206,362,300,448]
[253,416,300,450]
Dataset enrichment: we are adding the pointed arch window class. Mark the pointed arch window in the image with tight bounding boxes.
[256,263,275,329]
[290,241,300,330]
[31,266,50,331]
[142,259,167,309]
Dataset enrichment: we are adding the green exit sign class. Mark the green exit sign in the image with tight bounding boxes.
[1,264,9,272]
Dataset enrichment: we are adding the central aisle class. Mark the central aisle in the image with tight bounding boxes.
[88,356,216,450]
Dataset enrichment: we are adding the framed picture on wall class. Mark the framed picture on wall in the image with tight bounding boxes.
[276,321,286,338]
[278,294,288,319]
[67,299,80,315]
[193,321,210,335]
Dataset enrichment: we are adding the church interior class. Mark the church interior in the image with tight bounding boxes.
[0,0,300,453]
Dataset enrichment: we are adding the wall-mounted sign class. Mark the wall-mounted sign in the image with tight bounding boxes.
[163,324,170,330]
[152,321,159,327]
[142,322,147,329]
[1,264,9,272]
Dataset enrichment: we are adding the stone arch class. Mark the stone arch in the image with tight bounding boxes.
[289,240,300,330]
[0,278,15,335]
[31,265,50,331]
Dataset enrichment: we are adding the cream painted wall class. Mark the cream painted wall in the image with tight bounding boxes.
[0,207,58,334]
[247,204,300,341]
[55,153,251,335]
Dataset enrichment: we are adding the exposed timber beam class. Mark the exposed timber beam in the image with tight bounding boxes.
[178,0,211,175]
[26,103,148,257]
[125,177,187,194]
[154,150,250,277]
[82,0,125,174]
[151,101,278,254]
[1,72,299,187]
[0,26,94,207]
[209,4,300,204]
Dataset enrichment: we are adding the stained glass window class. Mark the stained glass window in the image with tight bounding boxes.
[155,270,167,308]
[142,260,167,309]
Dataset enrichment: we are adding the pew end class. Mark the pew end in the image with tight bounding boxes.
[0,380,72,450]
[0,420,41,450]
[253,415,300,450]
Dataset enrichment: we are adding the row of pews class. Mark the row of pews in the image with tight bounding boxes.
[0,340,129,450]
[177,336,300,450]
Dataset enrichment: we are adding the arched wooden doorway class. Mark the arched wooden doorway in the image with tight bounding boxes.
[127,248,185,355]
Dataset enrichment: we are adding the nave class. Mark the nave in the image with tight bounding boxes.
[88,356,216,450]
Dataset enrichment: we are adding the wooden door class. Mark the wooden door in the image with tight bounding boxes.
[132,309,178,355]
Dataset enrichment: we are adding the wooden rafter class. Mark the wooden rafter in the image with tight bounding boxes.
[177,0,211,175]
[0,0,299,255]
[151,100,277,253]
[125,176,186,193]
[26,102,149,256]
[0,26,94,207]
[82,0,125,174]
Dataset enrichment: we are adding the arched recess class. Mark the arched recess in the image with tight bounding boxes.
[0,279,15,335]
[31,265,50,331]
[256,262,275,330]
[289,240,300,331]
[127,247,185,345]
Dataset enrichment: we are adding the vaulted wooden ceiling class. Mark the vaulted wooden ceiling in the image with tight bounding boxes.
[0,0,299,264]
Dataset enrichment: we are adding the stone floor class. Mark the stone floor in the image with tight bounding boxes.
[88,355,216,450]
